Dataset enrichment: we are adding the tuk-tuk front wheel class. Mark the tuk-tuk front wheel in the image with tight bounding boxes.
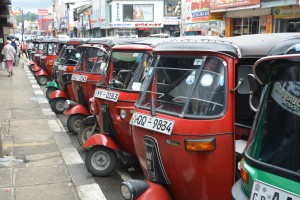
[37,75,49,86]
[85,146,117,177]
[46,87,57,100]
[67,114,86,135]
[78,124,99,147]
[50,98,66,114]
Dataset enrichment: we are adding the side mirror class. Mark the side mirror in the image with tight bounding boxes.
[248,74,258,112]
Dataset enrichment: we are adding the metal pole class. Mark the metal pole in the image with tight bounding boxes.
[22,9,24,41]
[0,126,3,158]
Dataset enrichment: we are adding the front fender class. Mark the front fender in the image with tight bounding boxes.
[46,81,60,89]
[32,66,42,72]
[35,69,49,77]
[82,133,119,151]
[63,104,90,116]
[80,115,98,127]
[50,90,69,99]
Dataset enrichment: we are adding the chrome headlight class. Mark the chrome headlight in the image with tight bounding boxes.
[120,109,127,120]
[64,100,71,109]
[120,180,149,200]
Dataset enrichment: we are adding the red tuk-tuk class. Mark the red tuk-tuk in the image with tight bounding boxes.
[47,38,90,101]
[81,40,163,176]
[120,33,300,200]
[35,38,67,85]
[28,39,45,72]
[64,38,141,135]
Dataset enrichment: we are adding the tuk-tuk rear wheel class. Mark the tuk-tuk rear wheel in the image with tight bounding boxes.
[85,146,117,177]
[67,114,86,135]
[46,87,57,100]
[78,124,99,147]
[50,98,66,114]
[37,76,49,86]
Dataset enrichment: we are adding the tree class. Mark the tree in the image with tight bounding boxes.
[16,12,38,24]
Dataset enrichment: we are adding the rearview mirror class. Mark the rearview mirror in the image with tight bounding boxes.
[248,74,258,112]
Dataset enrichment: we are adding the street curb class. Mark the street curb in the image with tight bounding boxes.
[22,59,107,200]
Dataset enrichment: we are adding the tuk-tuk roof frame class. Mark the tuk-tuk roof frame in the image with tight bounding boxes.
[152,33,300,58]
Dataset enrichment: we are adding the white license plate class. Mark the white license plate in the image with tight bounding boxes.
[94,89,119,102]
[71,74,88,82]
[251,180,300,200]
[58,65,66,71]
[130,112,174,135]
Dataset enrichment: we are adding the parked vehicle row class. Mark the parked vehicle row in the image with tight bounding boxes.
[28,34,300,200]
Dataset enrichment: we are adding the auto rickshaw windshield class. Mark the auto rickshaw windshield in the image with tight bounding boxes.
[109,51,151,90]
[246,63,300,174]
[75,47,109,74]
[136,54,227,118]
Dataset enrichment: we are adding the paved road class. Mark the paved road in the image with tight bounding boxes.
[40,86,145,200]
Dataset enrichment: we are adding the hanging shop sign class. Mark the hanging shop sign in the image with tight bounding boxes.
[191,0,210,22]
[273,5,300,18]
[210,0,260,10]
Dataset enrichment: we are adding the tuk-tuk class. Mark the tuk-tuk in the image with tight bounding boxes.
[35,38,67,85]
[231,40,300,199]
[27,39,45,72]
[63,38,141,135]
[46,38,90,100]
[81,39,164,176]
[120,33,300,200]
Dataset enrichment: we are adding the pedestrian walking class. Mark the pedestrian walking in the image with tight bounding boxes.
[27,40,33,60]
[10,36,18,66]
[20,40,28,59]
[1,39,16,77]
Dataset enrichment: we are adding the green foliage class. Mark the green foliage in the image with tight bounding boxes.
[16,12,38,23]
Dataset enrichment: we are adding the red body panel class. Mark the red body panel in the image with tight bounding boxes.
[45,55,57,77]
[137,181,172,200]
[82,133,119,150]
[72,72,106,109]
[63,104,90,116]
[105,90,139,155]
[131,54,237,199]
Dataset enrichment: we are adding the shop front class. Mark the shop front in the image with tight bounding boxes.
[272,5,300,33]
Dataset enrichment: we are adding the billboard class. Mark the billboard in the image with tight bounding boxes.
[38,9,48,16]
[123,4,154,22]
[210,0,260,10]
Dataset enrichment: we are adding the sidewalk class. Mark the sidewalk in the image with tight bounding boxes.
[0,59,104,200]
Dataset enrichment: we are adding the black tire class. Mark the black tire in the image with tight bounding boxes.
[37,75,49,86]
[50,98,66,114]
[67,114,86,135]
[85,146,117,177]
[46,87,57,100]
[78,124,99,147]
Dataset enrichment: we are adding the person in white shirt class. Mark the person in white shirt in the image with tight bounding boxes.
[1,39,16,77]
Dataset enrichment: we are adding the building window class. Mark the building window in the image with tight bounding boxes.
[164,0,177,16]
[232,17,259,36]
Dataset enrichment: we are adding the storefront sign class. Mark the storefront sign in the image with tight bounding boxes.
[116,3,120,21]
[273,5,300,18]
[110,22,163,28]
[265,15,273,33]
[123,4,154,22]
[210,0,260,10]
[163,17,179,25]
[191,0,210,22]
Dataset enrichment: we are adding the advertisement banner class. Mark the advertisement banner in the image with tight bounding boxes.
[273,5,300,18]
[191,0,210,22]
[210,0,260,10]
[123,4,154,22]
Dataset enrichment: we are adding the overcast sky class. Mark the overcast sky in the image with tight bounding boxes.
[12,0,52,14]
